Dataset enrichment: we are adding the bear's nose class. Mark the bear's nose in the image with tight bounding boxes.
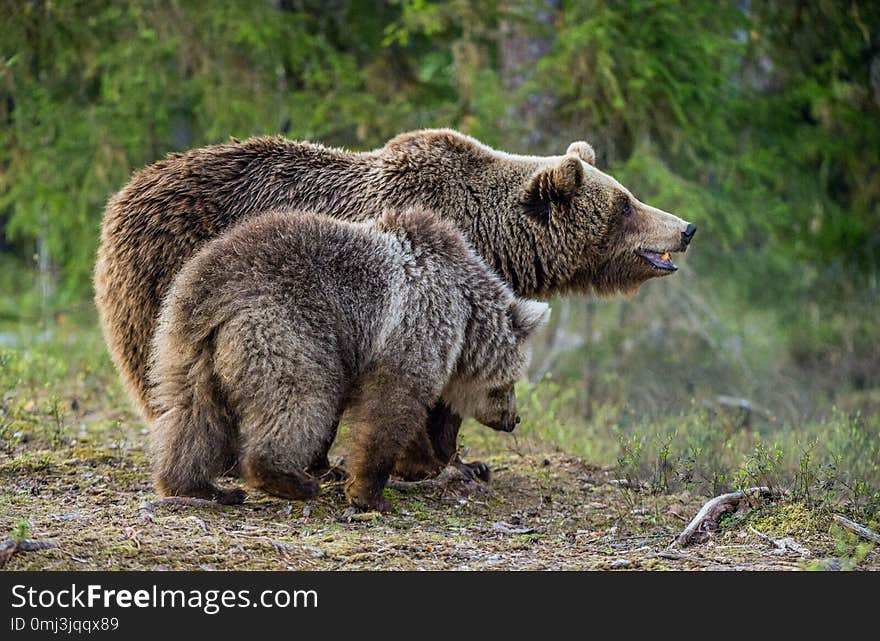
[681,223,697,246]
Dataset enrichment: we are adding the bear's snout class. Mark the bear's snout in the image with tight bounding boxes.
[500,414,521,432]
[681,223,697,249]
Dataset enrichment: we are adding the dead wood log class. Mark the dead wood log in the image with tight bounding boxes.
[677,486,776,547]
[833,514,880,545]
[0,539,57,567]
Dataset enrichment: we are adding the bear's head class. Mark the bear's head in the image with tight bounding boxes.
[472,383,518,433]
[442,298,550,432]
[520,142,696,297]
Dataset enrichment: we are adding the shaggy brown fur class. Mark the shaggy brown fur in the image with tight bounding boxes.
[148,208,548,510]
[95,129,694,478]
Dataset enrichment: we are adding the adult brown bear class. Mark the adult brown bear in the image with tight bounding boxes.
[94,129,695,482]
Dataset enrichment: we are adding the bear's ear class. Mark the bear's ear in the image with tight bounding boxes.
[508,299,551,341]
[566,141,596,166]
[521,156,585,222]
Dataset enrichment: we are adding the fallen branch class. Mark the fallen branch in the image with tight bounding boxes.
[748,525,811,557]
[747,525,776,546]
[677,487,777,547]
[386,465,482,493]
[833,514,880,545]
[0,539,57,567]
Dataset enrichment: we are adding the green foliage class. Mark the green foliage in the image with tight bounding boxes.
[9,519,30,543]
[4,1,873,305]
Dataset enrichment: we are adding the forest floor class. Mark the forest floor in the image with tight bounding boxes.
[2,323,878,570]
[2,393,877,571]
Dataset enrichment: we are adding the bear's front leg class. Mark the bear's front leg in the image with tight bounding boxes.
[392,428,445,481]
[422,401,492,483]
[345,372,429,512]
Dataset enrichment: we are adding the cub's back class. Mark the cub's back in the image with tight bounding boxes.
[159,210,405,374]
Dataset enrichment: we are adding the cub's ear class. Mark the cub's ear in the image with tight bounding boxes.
[521,156,585,221]
[508,299,551,341]
[566,141,595,166]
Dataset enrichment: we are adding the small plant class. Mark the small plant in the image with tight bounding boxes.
[794,439,818,505]
[47,394,66,448]
[804,527,875,571]
[9,519,30,543]
[652,434,674,495]
[734,441,783,491]
[616,434,644,489]
[537,466,554,505]
[675,445,701,490]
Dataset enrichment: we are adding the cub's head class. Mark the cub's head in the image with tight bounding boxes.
[472,383,518,433]
[521,142,696,296]
[443,299,550,432]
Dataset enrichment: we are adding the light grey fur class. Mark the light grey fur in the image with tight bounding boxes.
[147,207,548,511]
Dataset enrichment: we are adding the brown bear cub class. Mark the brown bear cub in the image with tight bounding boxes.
[147,207,549,511]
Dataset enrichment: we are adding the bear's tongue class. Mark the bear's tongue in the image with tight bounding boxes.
[636,250,677,271]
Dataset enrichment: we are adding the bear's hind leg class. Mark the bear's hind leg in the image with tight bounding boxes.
[239,393,344,501]
[152,408,246,505]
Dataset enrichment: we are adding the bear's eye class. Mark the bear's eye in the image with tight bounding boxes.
[488,386,510,400]
[621,200,633,217]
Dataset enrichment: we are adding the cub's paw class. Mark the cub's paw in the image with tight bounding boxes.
[216,487,247,505]
[454,460,491,483]
[344,479,391,513]
[248,470,321,501]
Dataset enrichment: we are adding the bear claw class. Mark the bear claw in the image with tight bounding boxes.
[455,460,491,483]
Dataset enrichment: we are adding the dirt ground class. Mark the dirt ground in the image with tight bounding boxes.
[2,395,877,571]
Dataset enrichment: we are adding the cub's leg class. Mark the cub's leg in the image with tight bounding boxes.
[395,402,491,483]
[223,421,343,481]
[392,428,445,482]
[214,318,349,500]
[239,362,345,500]
[151,407,246,505]
[345,369,430,512]
[238,384,346,501]
[149,335,244,505]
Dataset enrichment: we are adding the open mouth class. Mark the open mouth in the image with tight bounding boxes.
[635,249,678,272]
